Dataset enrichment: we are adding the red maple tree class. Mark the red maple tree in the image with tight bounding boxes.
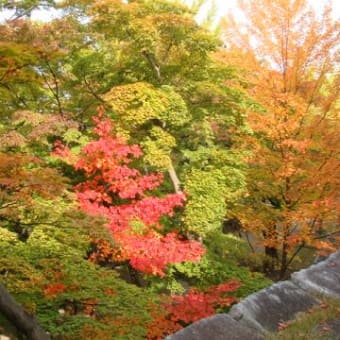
[53,109,204,276]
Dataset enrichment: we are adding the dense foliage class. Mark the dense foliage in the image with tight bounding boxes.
[53,110,204,276]
[221,0,340,277]
[0,0,338,338]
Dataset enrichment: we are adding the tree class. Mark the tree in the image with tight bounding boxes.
[221,0,340,277]
[53,110,204,277]
[0,19,43,117]
[82,0,251,238]
[0,152,68,240]
[0,0,251,239]
[0,1,272,338]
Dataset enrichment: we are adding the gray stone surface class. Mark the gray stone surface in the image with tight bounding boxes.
[229,281,317,332]
[165,314,263,340]
[291,251,340,299]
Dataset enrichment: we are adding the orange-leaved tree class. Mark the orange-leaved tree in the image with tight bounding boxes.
[220,0,340,277]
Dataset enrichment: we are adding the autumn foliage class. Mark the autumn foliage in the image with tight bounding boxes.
[220,0,340,277]
[1,1,339,339]
[0,153,67,240]
[147,280,240,339]
[54,109,204,276]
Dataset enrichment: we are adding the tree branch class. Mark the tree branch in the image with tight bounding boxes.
[141,49,161,82]
[313,229,340,240]
[168,161,181,194]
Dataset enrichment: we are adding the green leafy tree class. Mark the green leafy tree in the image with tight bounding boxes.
[75,0,253,238]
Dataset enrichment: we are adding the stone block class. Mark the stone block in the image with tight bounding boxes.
[229,281,317,333]
[291,251,340,299]
[166,314,263,340]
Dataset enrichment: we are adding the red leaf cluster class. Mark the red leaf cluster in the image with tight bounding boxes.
[147,280,240,339]
[43,282,65,298]
[54,110,204,275]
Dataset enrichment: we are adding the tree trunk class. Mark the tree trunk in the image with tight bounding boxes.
[263,245,278,274]
[168,162,181,194]
[279,226,290,279]
[262,225,278,274]
[126,264,147,287]
[279,245,289,279]
[0,284,50,340]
